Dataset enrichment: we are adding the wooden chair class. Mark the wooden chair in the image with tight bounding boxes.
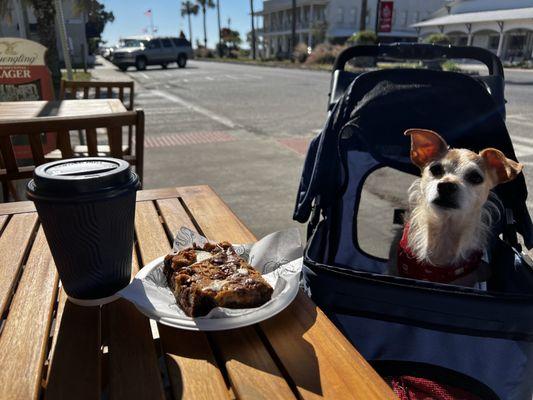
[0,110,144,202]
[59,80,135,155]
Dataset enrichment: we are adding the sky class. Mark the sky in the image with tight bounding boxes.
[100,0,259,48]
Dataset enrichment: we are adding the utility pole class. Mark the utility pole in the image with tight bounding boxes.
[250,0,256,59]
[374,0,381,34]
[291,0,296,59]
[54,0,73,80]
[217,0,222,57]
[360,0,368,31]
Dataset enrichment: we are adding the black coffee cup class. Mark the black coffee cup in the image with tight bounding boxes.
[27,158,140,305]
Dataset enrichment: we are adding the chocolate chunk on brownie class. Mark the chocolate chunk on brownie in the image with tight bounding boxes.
[163,242,273,317]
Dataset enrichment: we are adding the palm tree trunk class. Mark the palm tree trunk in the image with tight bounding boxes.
[187,11,193,44]
[30,0,61,96]
[202,5,207,48]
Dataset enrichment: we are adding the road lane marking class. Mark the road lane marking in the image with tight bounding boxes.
[508,118,533,128]
[139,72,149,79]
[151,90,240,129]
[512,143,532,158]
[205,76,214,81]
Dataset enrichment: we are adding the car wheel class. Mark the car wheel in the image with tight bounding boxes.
[118,65,128,72]
[135,57,147,71]
[177,54,187,68]
[161,63,168,69]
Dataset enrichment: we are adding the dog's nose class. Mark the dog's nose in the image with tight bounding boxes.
[437,182,458,197]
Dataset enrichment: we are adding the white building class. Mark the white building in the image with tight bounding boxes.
[413,0,533,61]
[0,0,90,66]
[258,0,446,57]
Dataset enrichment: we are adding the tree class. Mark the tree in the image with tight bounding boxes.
[75,0,115,54]
[424,33,451,45]
[195,0,215,48]
[181,1,199,45]
[30,0,61,92]
[311,21,328,46]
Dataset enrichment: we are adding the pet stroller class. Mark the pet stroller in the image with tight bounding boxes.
[294,44,533,400]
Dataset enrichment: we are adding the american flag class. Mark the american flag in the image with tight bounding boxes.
[144,9,152,17]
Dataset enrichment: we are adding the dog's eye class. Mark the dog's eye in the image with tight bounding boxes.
[465,170,484,185]
[429,164,444,177]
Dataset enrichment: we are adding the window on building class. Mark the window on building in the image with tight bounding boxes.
[365,9,372,26]
[488,35,500,50]
[351,7,358,24]
[337,7,344,23]
[413,11,420,23]
[401,11,408,27]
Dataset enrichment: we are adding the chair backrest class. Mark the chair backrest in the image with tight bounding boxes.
[0,110,145,196]
[60,80,135,110]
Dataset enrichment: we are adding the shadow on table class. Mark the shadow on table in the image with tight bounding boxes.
[118,283,323,397]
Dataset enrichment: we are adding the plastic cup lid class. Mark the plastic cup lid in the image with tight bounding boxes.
[28,157,136,196]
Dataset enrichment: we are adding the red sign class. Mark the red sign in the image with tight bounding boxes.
[378,1,394,33]
[0,38,56,160]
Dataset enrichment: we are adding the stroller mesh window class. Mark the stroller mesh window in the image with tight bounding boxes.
[357,167,415,260]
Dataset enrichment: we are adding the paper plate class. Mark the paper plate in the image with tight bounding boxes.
[119,256,302,331]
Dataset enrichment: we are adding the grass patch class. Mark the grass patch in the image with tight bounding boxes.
[61,70,92,81]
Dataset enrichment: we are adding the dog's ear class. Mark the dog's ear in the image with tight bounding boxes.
[480,148,523,185]
[404,129,449,169]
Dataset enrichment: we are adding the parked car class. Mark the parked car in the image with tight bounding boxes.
[112,36,193,71]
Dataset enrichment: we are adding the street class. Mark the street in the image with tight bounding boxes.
[101,59,533,249]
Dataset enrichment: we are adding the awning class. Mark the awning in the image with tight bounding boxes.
[412,7,533,28]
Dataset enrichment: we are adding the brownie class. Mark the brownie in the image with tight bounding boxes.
[163,242,273,317]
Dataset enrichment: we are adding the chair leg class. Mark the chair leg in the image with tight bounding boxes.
[2,181,10,202]
[9,181,20,201]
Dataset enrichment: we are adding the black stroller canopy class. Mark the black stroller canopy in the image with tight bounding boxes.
[295,68,533,247]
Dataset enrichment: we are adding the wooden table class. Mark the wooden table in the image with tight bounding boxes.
[0,99,127,120]
[0,186,396,400]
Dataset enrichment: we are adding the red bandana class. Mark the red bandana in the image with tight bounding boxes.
[397,224,482,283]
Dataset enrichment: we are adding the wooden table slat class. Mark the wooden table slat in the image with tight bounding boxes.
[0,228,59,400]
[45,290,101,400]
[156,197,296,399]
[104,298,166,400]
[0,99,126,120]
[0,213,39,317]
[176,185,256,243]
[0,214,8,231]
[136,200,231,400]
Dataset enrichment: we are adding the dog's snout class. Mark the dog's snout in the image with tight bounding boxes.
[437,182,458,196]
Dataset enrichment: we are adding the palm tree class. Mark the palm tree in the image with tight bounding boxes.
[249,0,255,60]
[195,0,215,48]
[181,1,199,45]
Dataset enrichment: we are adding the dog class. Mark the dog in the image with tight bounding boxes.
[396,128,523,285]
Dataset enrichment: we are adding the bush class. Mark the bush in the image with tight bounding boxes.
[305,44,345,65]
[293,42,310,63]
[424,33,451,45]
[347,30,378,45]
[194,47,215,58]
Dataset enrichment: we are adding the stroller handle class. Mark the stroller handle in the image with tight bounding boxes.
[333,43,504,77]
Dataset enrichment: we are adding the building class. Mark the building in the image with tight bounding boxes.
[413,0,533,61]
[258,0,446,58]
[0,0,90,66]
